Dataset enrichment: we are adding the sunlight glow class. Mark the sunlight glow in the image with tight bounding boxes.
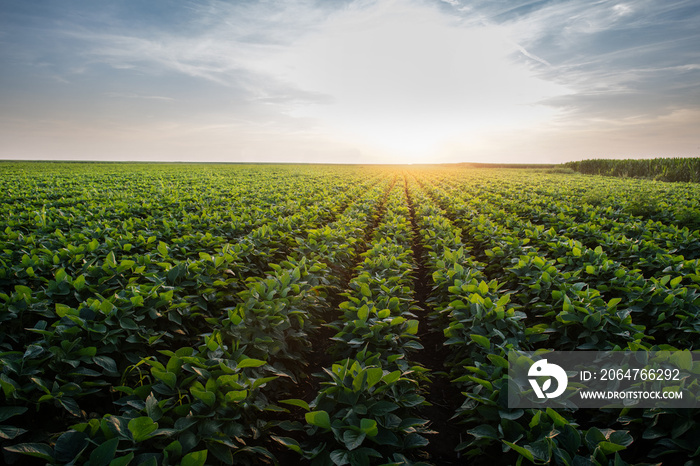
[248,0,569,162]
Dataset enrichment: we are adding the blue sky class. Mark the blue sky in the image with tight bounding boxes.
[1,0,698,163]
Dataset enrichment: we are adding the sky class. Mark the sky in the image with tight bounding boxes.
[1,0,699,164]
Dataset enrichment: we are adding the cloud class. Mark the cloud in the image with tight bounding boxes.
[38,0,568,158]
[104,92,175,101]
[494,0,700,120]
[1,0,698,163]
[239,0,569,157]
[7,1,335,110]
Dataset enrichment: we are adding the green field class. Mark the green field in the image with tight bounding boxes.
[1,162,699,465]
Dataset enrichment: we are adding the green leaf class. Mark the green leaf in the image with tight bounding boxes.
[382,370,401,384]
[94,355,118,375]
[59,397,82,417]
[0,374,17,397]
[88,239,100,252]
[405,319,419,335]
[166,356,183,373]
[468,424,499,440]
[15,285,32,299]
[167,266,180,284]
[368,401,398,415]
[56,303,77,317]
[4,443,54,461]
[503,440,535,462]
[128,416,158,443]
[487,354,509,369]
[73,274,87,290]
[190,386,216,407]
[157,241,169,257]
[205,335,218,351]
[330,449,350,466]
[500,409,524,421]
[470,334,490,349]
[145,394,162,422]
[0,406,27,422]
[237,358,267,369]
[670,350,692,371]
[118,260,135,271]
[109,452,134,466]
[23,344,44,359]
[585,427,606,450]
[280,399,310,411]
[607,298,622,309]
[89,438,119,466]
[0,424,28,440]
[365,368,383,388]
[390,316,405,326]
[360,283,371,297]
[106,415,131,440]
[99,299,114,315]
[357,305,369,322]
[360,418,378,437]
[180,450,207,466]
[597,441,627,455]
[272,436,303,454]
[78,346,98,357]
[119,318,139,330]
[251,376,276,390]
[152,369,176,389]
[546,407,568,427]
[608,430,633,447]
[343,429,366,451]
[225,390,247,403]
[55,431,89,463]
[305,410,331,430]
[403,433,429,449]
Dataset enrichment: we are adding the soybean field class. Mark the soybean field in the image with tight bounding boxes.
[1,162,700,465]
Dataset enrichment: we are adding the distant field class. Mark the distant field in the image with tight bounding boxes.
[566,157,700,183]
[1,162,699,465]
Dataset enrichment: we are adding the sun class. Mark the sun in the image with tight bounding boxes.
[256,0,568,163]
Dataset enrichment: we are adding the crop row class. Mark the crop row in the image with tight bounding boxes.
[432,169,700,269]
[420,177,700,351]
[500,167,700,229]
[0,166,389,464]
[0,173,375,413]
[407,178,650,464]
[565,157,700,183]
[410,173,700,464]
[0,170,382,297]
[275,178,433,466]
[2,163,700,464]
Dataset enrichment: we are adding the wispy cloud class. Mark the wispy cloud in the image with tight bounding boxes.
[0,0,698,162]
[511,42,552,67]
[489,0,700,123]
[104,92,175,101]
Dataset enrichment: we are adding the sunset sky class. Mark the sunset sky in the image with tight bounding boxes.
[1,0,699,164]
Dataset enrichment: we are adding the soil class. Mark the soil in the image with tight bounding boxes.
[404,175,465,464]
[270,175,469,464]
